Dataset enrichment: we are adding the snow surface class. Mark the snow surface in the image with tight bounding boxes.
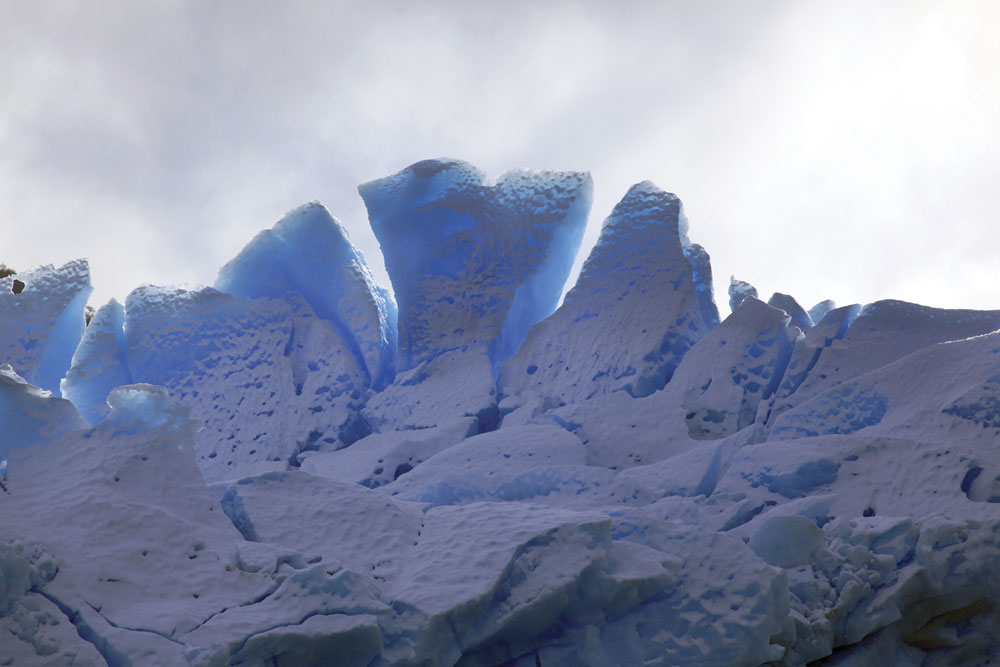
[3,162,1000,666]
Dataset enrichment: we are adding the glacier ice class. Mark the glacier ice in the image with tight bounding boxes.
[0,259,92,396]
[123,285,371,481]
[377,425,587,505]
[0,364,87,464]
[529,296,799,470]
[298,416,478,488]
[768,291,814,330]
[729,275,758,312]
[808,298,836,324]
[359,158,592,373]
[760,299,1000,430]
[4,160,1000,666]
[361,348,498,433]
[61,205,400,480]
[215,201,397,389]
[501,182,720,407]
[768,327,1000,443]
[60,298,132,424]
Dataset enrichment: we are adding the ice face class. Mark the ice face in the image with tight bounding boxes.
[61,299,132,425]
[767,292,813,330]
[120,285,370,482]
[533,297,799,470]
[684,241,721,331]
[359,158,593,374]
[216,202,397,389]
[501,182,719,407]
[0,260,92,396]
[0,364,86,462]
[808,299,836,324]
[729,275,758,313]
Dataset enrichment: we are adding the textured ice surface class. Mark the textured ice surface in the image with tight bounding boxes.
[61,299,132,424]
[359,158,592,373]
[10,166,1000,665]
[0,541,106,666]
[0,260,92,396]
[534,297,798,469]
[672,297,799,441]
[379,425,587,505]
[501,182,719,407]
[362,349,497,433]
[0,364,86,463]
[762,299,1000,430]
[215,201,397,389]
[2,385,280,664]
[769,328,1000,443]
[119,285,369,481]
[299,416,478,488]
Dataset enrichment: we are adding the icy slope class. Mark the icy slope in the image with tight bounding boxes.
[501,182,719,407]
[526,297,799,470]
[359,159,592,373]
[762,299,1000,430]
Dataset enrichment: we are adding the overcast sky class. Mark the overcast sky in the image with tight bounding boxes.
[3,1,998,314]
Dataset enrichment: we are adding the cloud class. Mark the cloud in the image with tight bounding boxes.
[1,1,997,314]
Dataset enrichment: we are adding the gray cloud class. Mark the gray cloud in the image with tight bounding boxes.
[2,0,997,314]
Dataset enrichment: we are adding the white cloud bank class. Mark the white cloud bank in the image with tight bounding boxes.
[2,0,998,312]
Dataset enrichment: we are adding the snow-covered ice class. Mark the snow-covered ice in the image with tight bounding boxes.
[3,160,1000,666]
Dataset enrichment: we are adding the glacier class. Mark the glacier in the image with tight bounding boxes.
[2,158,1000,666]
